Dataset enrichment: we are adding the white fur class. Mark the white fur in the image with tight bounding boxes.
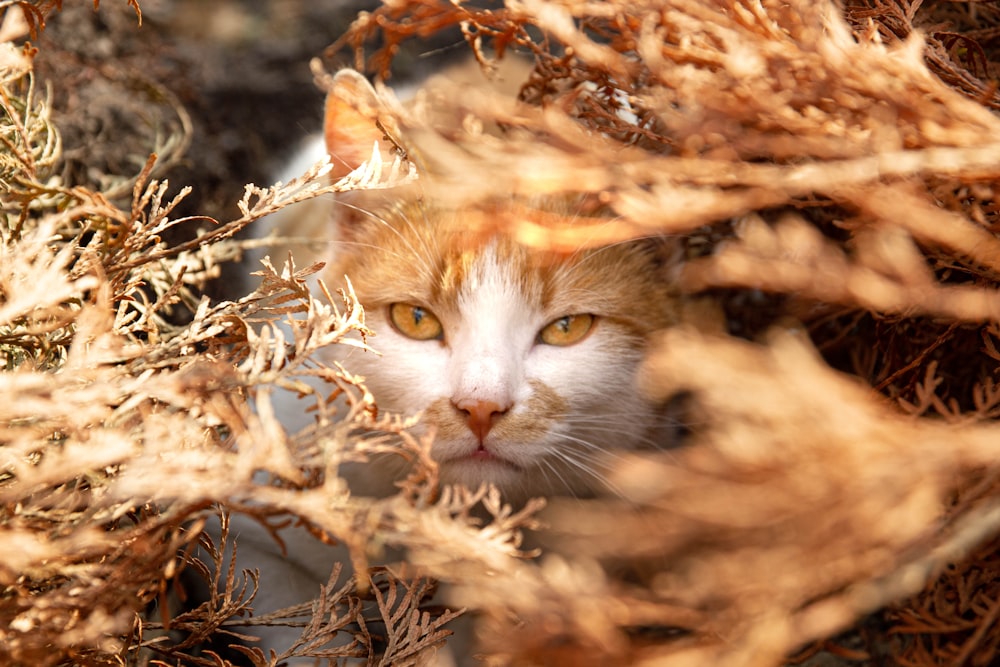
[448,247,528,409]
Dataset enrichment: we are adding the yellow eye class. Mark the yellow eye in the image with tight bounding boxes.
[388,303,444,341]
[538,314,595,346]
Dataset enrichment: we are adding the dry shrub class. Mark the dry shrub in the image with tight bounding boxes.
[0,4,462,665]
[6,1,1000,666]
[334,1,1000,665]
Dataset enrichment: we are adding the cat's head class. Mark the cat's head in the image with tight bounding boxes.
[321,68,680,502]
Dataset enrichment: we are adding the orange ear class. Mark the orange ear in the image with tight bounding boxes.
[323,69,398,180]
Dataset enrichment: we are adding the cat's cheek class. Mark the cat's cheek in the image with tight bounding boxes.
[527,334,656,458]
[529,335,642,404]
[347,320,452,416]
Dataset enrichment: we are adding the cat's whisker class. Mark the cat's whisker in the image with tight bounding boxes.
[560,423,687,452]
[328,239,414,267]
[549,428,685,475]
[562,410,699,435]
[559,410,679,424]
[545,432,616,468]
[534,457,577,498]
[412,204,446,272]
[543,446,627,499]
[335,199,438,280]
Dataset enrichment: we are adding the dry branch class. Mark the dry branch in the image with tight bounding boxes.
[328,0,1000,665]
[6,1,1000,666]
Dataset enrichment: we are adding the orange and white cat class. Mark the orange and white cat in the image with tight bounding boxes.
[318,67,680,501]
[226,62,681,663]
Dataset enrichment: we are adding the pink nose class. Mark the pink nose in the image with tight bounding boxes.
[454,399,508,442]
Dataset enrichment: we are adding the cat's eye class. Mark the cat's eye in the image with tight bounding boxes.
[537,314,595,346]
[388,303,444,341]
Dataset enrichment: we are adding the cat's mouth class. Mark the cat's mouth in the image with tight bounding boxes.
[441,446,523,472]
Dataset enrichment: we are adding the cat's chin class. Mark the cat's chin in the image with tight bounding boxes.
[437,449,526,489]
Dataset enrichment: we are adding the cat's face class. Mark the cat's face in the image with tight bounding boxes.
[321,70,679,501]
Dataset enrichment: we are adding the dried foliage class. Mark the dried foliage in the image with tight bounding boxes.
[330,1,1000,666]
[0,4,469,664]
[7,1,1000,667]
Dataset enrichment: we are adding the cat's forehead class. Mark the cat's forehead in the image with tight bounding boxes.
[403,224,556,314]
[334,196,679,333]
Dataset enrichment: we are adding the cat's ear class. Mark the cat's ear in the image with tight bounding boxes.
[323,69,398,179]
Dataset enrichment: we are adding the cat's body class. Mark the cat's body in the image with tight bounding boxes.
[220,61,681,663]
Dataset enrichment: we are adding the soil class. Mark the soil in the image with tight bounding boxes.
[31,0,468,300]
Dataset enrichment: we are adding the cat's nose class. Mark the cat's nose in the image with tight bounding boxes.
[454,399,509,443]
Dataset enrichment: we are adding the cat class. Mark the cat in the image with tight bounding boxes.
[217,60,682,664]
[314,65,681,502]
